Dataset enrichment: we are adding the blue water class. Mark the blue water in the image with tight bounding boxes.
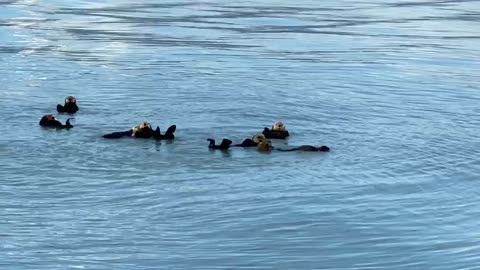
[1,0,480,269]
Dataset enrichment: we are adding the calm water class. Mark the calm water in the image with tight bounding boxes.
[1,0,480,269]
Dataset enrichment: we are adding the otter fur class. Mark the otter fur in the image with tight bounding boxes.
[39,114,73,129]
[233,134,267,147]
[276,145,330,152]
[103,121,176,140]
[57,96,79,114]
[262,122,290,139]
[257,139,273,152]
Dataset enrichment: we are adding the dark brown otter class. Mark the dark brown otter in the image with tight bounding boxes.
[257,140,273,152]
[102,121,176,140]
[232,134,267,147]
[57,96,79,113]
[276,145,330,152]
[262,122,289,139]
[39,114,73,129]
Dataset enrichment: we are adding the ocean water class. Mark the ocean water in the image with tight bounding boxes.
[1,0,480,269]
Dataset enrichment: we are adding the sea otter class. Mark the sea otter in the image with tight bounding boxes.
[102,121,176,140]
[262,122,290,139]
[207,138,232,150]
[276,145,330,152]
[233,134,266,147]
[39,114,73,129]
[256,139,273,152]
[57,96,79,113]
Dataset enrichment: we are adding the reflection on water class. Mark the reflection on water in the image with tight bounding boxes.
[1,0,480,269]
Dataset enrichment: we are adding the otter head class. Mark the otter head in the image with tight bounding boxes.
[132,121,152,136]
[257,140,272,152]
[42,114,55,121]
[40,114,55,125]
[65,96,77,104]
[272,121,286,131]
[138,121,152,131]
[252,134,266,144]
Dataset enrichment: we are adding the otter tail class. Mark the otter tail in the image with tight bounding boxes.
[65,118,74,129]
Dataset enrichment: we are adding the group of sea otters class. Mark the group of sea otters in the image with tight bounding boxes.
[40,96,330,153]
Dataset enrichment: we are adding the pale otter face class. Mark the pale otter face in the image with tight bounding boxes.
[252,134,266,144]
[133,121,152,132]
[273,122,286,131]
[257,140,272,152]
[65,96,77,104]
[131,121,152,136]
[138,121,152,130]
[40,114,55,124]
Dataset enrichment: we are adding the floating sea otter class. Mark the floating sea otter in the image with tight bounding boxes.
[262,122,289,139]
[102,121,176,140]
[256,139,273,152]
[57,96,79,113]
[39,114,73,129]
[277,145,330,152]
[233,134,267,147]
[256,139,330,153]
[207,138,232,150]
[208,133,266,150]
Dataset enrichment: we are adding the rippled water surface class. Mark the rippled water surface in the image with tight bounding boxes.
[1,0,480,269]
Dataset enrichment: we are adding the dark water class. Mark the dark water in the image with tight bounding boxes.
[1,0,480,269]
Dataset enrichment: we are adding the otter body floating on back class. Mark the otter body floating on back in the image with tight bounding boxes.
[103,121,176,140]
[233,134,267,147]
[57,96,79,114]
[39,114,73,129]
[256,139,330,153]
[263,122,289,139]
[206,133,330,153]
[208,134,266,149]
[277,145,330,152]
